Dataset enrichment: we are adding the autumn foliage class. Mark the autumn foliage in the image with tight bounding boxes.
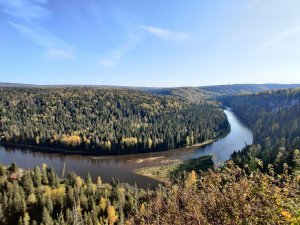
[0,87,229,153]
[131,161,300,225]
[0,161,299,225]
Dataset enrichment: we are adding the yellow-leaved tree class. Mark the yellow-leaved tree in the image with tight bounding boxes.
[107,205,118,225]
[185,170,197,188]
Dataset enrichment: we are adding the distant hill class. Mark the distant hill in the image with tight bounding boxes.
[200,84,300,95]
[0,82,38,87]
[138,87,215,103]
[140,84,300,102]
[1,83,300,102]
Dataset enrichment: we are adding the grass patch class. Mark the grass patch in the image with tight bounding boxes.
[134,155,214,183]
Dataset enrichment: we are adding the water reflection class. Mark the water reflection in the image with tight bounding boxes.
[0,109,253,188]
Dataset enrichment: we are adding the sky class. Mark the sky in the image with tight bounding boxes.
[0,0,300,87]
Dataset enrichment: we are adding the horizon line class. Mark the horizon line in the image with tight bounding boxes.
[1,82,300,89]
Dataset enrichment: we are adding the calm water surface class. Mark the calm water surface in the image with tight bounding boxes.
[0,109,253,188]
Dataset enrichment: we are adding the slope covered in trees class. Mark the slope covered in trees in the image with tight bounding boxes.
[200,83,300,95]
[141,84,300,103]
[0,87,229,153]
[143,87,217,103]
[222,88,300,173]
[0,161,299,225]
[1,83,300,102]
[1,86,300,224]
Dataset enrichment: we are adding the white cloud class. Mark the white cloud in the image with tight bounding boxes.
[99,25,190,67]
[261,26,300,47]
[99,44,134,67]
[99,34,141,67]
[7,21,64,48]
[47,49,74,60]
[138,25,190,42]
[8,21,73,60]
[0,0,50,20]
[1,1,74,60]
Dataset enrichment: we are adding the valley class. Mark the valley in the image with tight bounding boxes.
[0,84,299,225]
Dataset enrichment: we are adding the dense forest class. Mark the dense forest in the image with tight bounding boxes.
[142,83,300,100]
[1,85,300,224]
[0,160,299,225]
[0,87,229,153]
[222,88,300,174]
[200,84,300,95]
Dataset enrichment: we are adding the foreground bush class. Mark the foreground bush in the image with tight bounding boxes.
[131,161,300,225]
[0,161,299,225]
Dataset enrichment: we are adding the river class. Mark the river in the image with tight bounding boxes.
[0,109,253,188]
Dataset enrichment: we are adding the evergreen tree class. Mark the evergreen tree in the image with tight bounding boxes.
[41,207,54,225]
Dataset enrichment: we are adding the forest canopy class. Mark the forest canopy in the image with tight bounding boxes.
[222,88,300,174]
[0,87,229,153]
[0,87,300,224]
[0,161,299,225]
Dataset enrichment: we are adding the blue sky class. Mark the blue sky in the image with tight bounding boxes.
[0,0,300,87]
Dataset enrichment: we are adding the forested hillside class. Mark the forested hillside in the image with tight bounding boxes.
[141,84,300,102]
[201,83,300,95]
[3,83,300,99]
[0,161,299,225]
[222,88,300,173]
[0,87,229,153]
[1,87,300,225]
[144,87,216,103]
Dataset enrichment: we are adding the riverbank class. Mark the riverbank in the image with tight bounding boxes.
[134,159,183,182]
[0,139,216,158]
[0,109,253,187]
[134,155,214,183]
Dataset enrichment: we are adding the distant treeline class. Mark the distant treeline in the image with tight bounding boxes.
[0,87,229,153]
[222,88,300,174]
